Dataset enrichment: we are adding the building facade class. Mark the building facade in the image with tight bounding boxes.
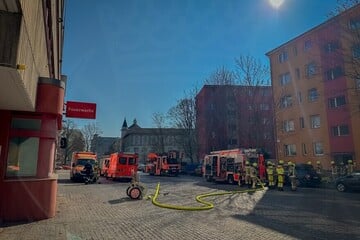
[0,0,65,221]
[266,4,360,170]
[120,119,191,163]
[196,85,275,160]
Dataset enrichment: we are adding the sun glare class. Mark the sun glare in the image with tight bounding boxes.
[269,0,284,9]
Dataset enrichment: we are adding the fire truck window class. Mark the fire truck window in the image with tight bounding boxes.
[119,157,127,164]
[6,137,39,177]
[227,158,234,172]
[128,157,136,165]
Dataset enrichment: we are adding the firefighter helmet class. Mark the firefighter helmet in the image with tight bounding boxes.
[307,161,312,165]
[253,162,257,167]
[288,161,292,166]
[267,161,273,166]
[331,160,335,165]
[316,160,320,165]
[278,160,284,165]
[348,159,353,164]
[245,161,250,165]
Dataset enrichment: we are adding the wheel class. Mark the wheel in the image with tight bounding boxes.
[336,182,346,192]
[228,175,234,184]
[126,186,131,196]
[129,187,142,200]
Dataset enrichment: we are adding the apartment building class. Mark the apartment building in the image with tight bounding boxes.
[0,0,65,221]
[266,4,360,170]
[196,85,275,160]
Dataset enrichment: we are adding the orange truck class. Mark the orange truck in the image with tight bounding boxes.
[203,148,266,184]
[106,152,138,180]
[70,151,98,181]
[145,150,181,176]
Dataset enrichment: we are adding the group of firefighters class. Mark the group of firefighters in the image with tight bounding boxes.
[242,160,295,191]
[241,159,356,191]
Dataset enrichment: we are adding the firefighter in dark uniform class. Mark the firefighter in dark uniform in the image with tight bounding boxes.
[347,160,354,175]
[245,161,251,187]
[316,160,322,175]
[276,160,285,191]
[331,161,338,181]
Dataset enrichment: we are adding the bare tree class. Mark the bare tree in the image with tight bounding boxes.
[56,120,85,165]
[81,122,102,152]
[204,66,236,85]
[151,112,168,153]
[328,0,360,17]
[168,92,198,163]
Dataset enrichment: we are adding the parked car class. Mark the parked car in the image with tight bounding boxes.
[335,171,360,192]
[285,163,321,187]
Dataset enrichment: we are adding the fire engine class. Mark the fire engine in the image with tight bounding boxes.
[203,148,266,184]
[145,150,181,176]
[106,152,138,181]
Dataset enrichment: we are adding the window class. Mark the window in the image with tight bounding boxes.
[310,115,320,128]
[260,103,269,110]
[352,44,360,58]
[332,125,349,136]
[349,19,360,29]
[356,78,360,89]
[119,157,127,164]
[229,139,237,145]
[279,72,291,86]
[129,157,136,165]
[304,40,312,51]
[306,62,317,77]
[299,117,305,128]
[280,95,292,108]
[302,143,307,155]
[324,41,339,53]
[329,95,346,108]
[283,120,295,132]
[262,118,268,124]
[228,124,236,131]
[284,144,296,156]
[261,89,271,96]
[6,137,39,177]
[308,88,319,102]
[279,51,288,63]
[295,68,300,79]
[313,142,324,155]
[326,66,343,80]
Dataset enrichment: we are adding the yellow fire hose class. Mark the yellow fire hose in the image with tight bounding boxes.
[147,178,266,211]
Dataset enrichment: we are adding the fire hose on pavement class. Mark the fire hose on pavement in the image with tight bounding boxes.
[146,178,266,211]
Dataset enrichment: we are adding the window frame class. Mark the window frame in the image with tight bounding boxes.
[313,142,324,156]
[310,115,321,129]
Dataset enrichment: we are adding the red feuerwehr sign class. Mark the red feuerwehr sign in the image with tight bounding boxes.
[65,101,96,119]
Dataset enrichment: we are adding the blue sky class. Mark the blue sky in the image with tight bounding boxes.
[62,0,340,136]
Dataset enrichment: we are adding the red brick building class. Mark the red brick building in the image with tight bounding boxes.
[196,85,275,160]
[266,4,360,170]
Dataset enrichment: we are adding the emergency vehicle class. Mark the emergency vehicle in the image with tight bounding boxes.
[100,156,110,176]
[203,148,266,184]
[145,150,181,176]
[70,151,98,181]
[106,152,138,181]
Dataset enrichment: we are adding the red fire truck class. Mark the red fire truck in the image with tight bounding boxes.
[106,152,138,181]
[145,150,181,176]
[203,148,266,184]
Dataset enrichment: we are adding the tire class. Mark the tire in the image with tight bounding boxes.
[336,182,346,192]
[129,187,142,200]
[228,175,234,184]
[126,186,131,196]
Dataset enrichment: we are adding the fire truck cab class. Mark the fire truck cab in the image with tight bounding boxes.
[203,148,265,184]
[145,151,181,176]
[106,152,138,181]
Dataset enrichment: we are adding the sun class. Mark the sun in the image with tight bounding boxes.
[269,0,284,9]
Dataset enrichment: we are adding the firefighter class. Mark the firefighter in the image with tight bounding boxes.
[307,161,312,166]
[276,160,285,191]
[266,161,275,189]
[339,161,346,176]
[245,161,251,187]
[331,161,338,181]
[288,161,297,191]
[250,162,258,189]
[316,160,322,175]
[347,160,354,175]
